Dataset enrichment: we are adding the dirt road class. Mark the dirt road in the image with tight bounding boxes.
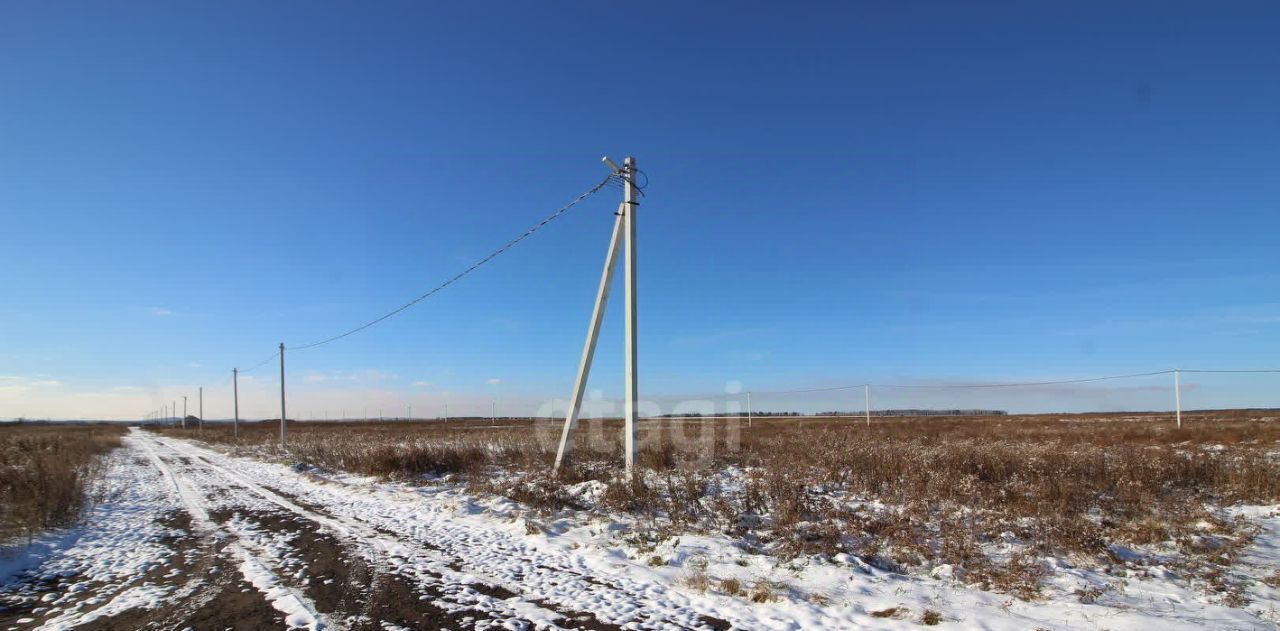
[0,429,730,630]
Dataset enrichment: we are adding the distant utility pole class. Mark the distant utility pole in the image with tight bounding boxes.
[172,400,177,427]
[198,387,203,431]
[1174,369,1182,429]
[278,343,287,447]
[491,401,496,426]
[444,402,449,422]
[232,369,240,439]
[747,392,752,428]
[182,396,187,429]
[555,156,640,474]
[864,384,871,428]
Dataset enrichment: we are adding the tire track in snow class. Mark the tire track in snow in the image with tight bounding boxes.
[144,434,589,630]
[132,432,330,631]
[148,433,731,630]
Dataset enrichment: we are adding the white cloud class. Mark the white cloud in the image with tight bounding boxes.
[360,370,398,383]
[487,378,502,385]
[412,380,432,388]
[0,376,62,393]
[298,370,400,386]
[145,307,173,317]
[111,386,146,393]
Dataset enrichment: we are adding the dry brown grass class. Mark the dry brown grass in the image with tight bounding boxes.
[157,410,1280,600]
[0,423,124,542]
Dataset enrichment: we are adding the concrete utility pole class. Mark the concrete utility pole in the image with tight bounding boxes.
[172,400,177,427]
[279,343,287,447]
[1174,369,1182,429]
[491,401,496,426]
[232,369,240,439]
[747,392,753,428]
[182,396,188,429]
[556,156,640,475]
[198,387,203,431]
[864,384,871,428]
[622,157,639,474]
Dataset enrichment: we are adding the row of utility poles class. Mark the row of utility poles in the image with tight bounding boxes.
[147,156,640,467]
[144,387,202,430]
[221,343,499,449]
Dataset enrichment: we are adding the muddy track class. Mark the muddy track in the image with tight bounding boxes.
[144,435,517,631]
[151,436,730,629]
[143,434,644,630]
[73,510,286,631]
[4,432,731,630]
[147,432,742,629]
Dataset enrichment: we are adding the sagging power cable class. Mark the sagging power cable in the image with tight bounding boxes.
[227,172,619,373]
[288,172,620,351]
[238,351,280,374]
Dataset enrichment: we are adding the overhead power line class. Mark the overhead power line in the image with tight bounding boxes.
[227,172,620,373]
[743,369,1279,397]
[238,351,280,374]
[747,371,1177,396]
[873,370,1177,389]
[289,172,619,351]
[755,383,870,395]
[1179,369,1280,374]
[574,368,1280,402]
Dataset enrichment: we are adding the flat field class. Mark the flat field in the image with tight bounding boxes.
[160,410,1280,624]
[0,424,123,542]
[1,413,1277,629]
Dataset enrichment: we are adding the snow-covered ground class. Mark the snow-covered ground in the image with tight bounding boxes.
[1,428,1277,629]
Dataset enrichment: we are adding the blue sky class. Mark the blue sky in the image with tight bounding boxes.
[2,2,1278,419]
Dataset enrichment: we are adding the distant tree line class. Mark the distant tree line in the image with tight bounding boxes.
[818,409,1008,417]
[655,409,1007,418]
